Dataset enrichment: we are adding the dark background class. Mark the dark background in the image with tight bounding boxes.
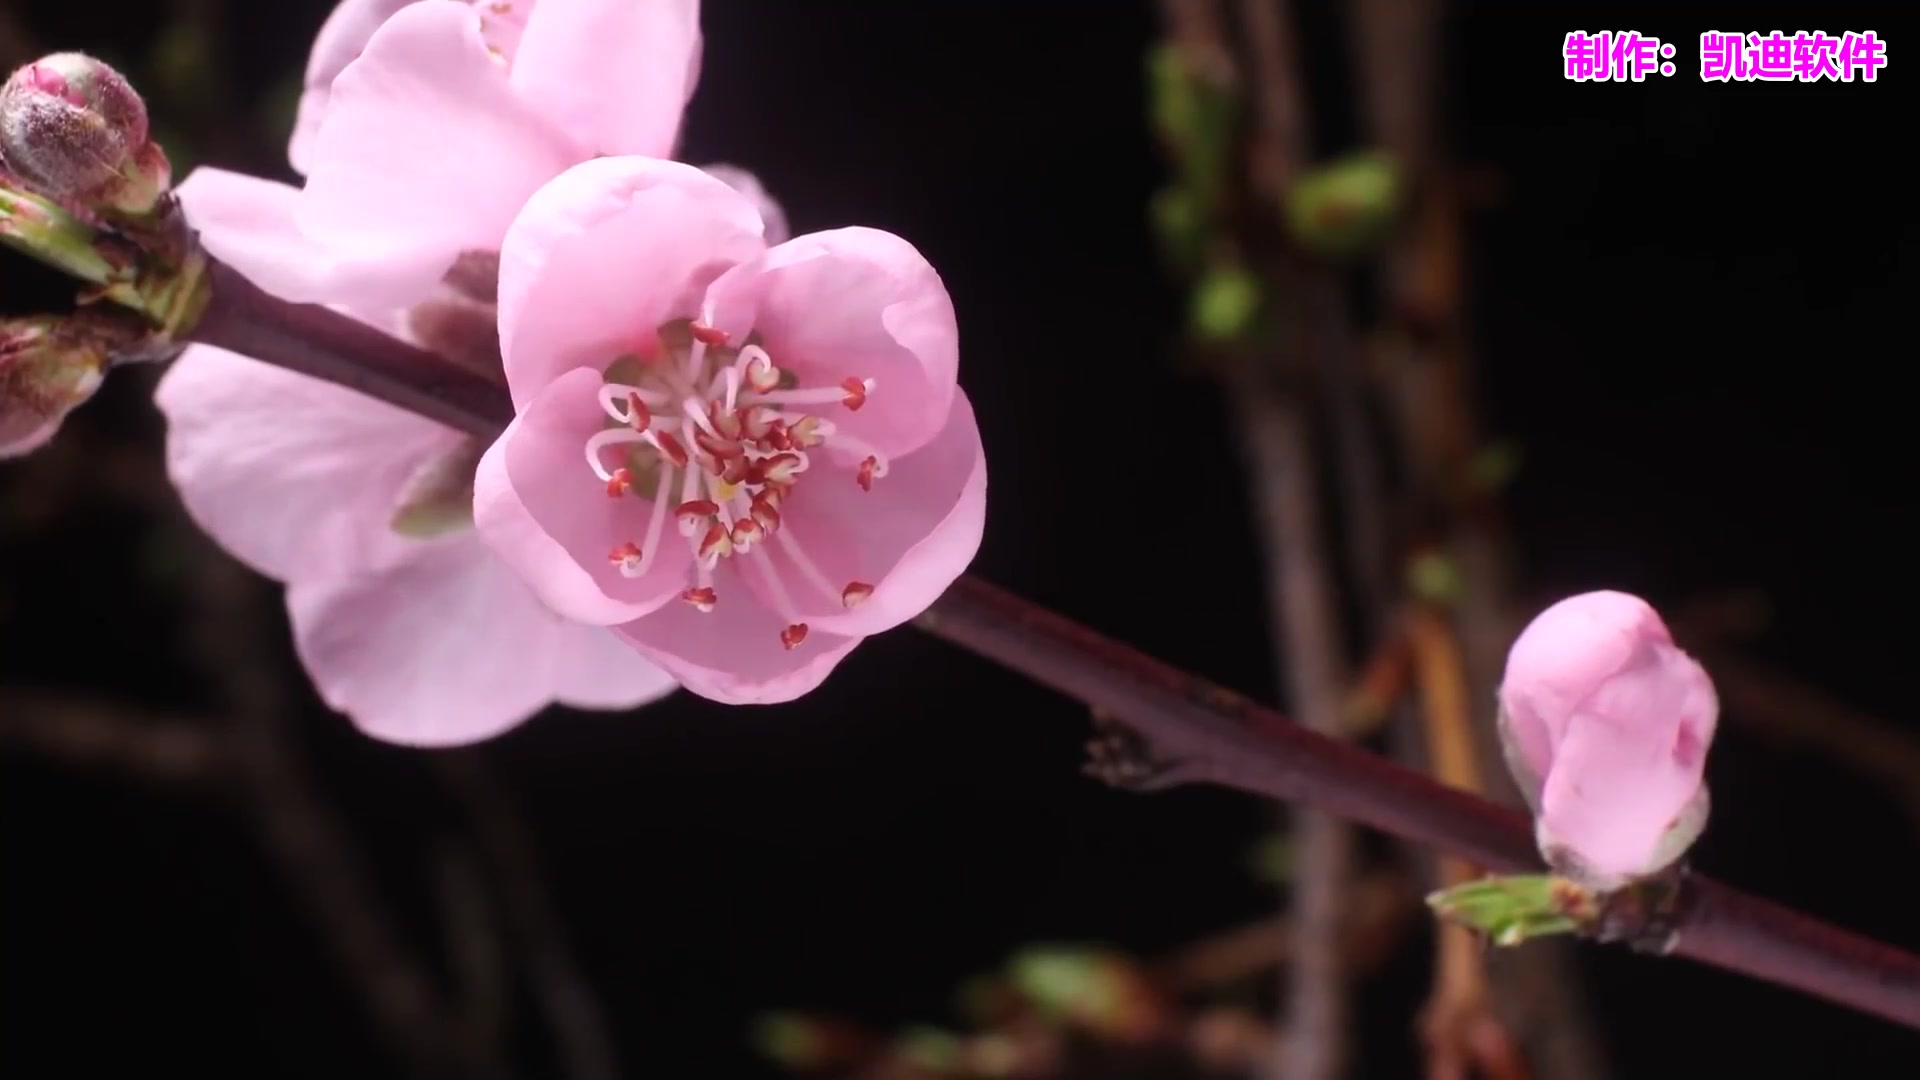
[3,2,1916,1078]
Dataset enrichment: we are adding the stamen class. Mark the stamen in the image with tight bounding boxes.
[842,582,875,609]
[631,468,674,579]
[749,489,782,533]
[856,455,885,492]
[684,304,717,385]
[745,547,811,651]
[584,428,648,482]
[697,521,732,566]
[608,541,644,577]
[735,345,781,393]
[743,377,875,410]
[683,398,721,438]
[675,499,719,537]
[680,586,717,612]
[606,467,633,497]
[730,515,765,552]
[759,452,807,486]
[597,383,666,425]
[649,430,690,469]
[785,416,831,448]
[772,528,842,605]
[690,322,730,346]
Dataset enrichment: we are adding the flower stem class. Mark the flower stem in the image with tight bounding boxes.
[179,252,1920,1032]
[191,260,512,438]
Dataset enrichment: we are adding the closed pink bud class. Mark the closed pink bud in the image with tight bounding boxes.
[1496,590,1718,890]
[1,314,114,458]
[1,52,169,213]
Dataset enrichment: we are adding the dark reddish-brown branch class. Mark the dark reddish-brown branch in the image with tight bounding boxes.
[194,261,513,438]
[178,256,1920,1032]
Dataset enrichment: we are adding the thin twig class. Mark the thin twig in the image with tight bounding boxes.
[178,538,496,1080]
[192,261,512,438]
[0,690,227,784]
[1160,0,1363,1072]
[436,751,622,1080]
[1406,611,1526,1080]
[1158,870,1416,994]
[1344,0,1609,1073]
[1233,389,1356,1080]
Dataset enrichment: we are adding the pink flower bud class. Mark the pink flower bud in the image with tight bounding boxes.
[1496,590,1718,890]
[1,310,155,458]
[0,52,169,213]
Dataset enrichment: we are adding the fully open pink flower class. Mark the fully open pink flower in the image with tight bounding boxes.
[242,0,783,312]
[1497,590,1718,889]
[158,167,679,747]
[473,156,987,704]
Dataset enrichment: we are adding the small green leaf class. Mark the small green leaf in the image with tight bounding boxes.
[1145,45,1240,212]
[1009,946,1127,1025]
[896,1026,963,1072]
[750,1013,824,1070]
[1285,151,1402,259]
[1146,45,1198,146]
[1149,186,1205,273]
[1406,550,1463,606]
[1190,264,1262,343]
[390,441,484,538]
[1469,440,1524,492]
[1428,874,1593,946]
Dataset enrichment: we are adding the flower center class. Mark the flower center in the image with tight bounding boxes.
[582,315,890,648]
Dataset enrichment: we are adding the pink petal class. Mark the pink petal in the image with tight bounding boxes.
[288,534,679,747]
[177,167,442,309]
[508,0,701,157]
[1537,699,1704,881]
[155,344,458,582]
[0,413,61,459]
[741,391,985,637]
[496,155,765,408]
[614,584,863,705]
[288,0,420,174]
[703,227,958,459]
[553,618,686,710]
[472,365,691,625]
[699,163,791,245]
[297,0,582,306]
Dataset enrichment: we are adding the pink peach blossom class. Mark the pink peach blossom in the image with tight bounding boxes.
[157,167,679,747]
[1497,590,1718,889]
[473,156,987,704]
[240,0,783,313]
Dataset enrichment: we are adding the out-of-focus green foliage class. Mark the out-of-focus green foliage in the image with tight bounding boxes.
[1284,151,1402,260]
[1189,263,1262,343]
[1146,44,1239,277]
